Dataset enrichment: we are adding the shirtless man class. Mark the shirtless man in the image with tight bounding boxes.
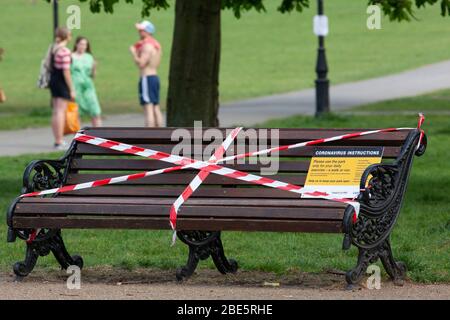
[129,20,163,127]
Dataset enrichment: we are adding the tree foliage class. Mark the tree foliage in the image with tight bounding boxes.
[368,0,450,21]
[46,0,450,20]
[45,0,450,127]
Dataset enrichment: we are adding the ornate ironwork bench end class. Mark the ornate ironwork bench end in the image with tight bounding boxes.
[344,130,426,287]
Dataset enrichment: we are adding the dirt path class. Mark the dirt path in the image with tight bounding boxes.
[0,268,448,300]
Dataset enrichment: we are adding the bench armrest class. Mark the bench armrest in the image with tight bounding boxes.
[21,140,77,194]
[340,163,399,250]
[358,163,399,210]
[7,142,77,243]
[6,159,69,242]
[358,129,426,212]
[349,130,426,250]
[21,159,67,194]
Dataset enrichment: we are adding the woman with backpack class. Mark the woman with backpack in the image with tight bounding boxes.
[48,27,75,150]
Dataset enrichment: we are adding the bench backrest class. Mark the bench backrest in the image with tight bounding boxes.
[63,127,412,200]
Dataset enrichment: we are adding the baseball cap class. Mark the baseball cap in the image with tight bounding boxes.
[135,20,156,35]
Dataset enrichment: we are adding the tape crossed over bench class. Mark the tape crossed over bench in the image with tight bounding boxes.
[21,114,426,238]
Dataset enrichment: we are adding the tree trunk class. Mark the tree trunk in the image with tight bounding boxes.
[166,0,221,127]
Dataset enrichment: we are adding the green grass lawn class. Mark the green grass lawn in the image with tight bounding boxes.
[0,112,448,283]
[352,89,450,112]
[1,0,450,130]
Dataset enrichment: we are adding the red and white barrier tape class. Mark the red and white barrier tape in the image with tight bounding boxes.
[21,164,189,197]
[216,127,415,165]
[26,228,40,244]
[71,132,362,220]
[72,133,324,195]
[216,114,424,165]
[22,122,420,200]
[20,114,426,238]
[21,130,361,227]
[169,127,242,231]
[416,113,425,151]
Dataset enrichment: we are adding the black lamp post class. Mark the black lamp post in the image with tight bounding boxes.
[315,0,330,117]
[53,0,59,38]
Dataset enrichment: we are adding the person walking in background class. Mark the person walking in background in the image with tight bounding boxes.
[129,20,163,127]
[49,27,75,150]
[0,48,6,103]
[72,36,102,127]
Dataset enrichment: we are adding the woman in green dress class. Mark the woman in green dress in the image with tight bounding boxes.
[72,36,102,127]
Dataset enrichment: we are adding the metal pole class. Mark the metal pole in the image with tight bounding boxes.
[53,0,59,38]
[315,0,330,117]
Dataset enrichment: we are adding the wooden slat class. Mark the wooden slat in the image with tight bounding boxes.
[75,143,402,158]
[15,196,346,221]
[82,127,411,146]
[14,203,344,220]
[20,196,347,208]
[59,186,304,199]
[13,216,343,233]
[66,173,307,186]
[70,158,312,172]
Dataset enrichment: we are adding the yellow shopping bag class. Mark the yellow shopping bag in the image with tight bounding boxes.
[0,88,6,103]
[64,101,81,135]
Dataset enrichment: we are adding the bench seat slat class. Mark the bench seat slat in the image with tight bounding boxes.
[59,186,308,199]
[66,173,308,186]
[81,127,410,145]
[14,199,346,221]
[75,143,402,158]
[13,216,342,233]
[19,196,347,208]
[13,205,344,221]
[70,159,312,172]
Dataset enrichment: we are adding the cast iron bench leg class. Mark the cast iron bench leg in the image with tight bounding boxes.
[378,238,407,286]
[13,242,39,280]
[13,229,83,279]
[346,237,406,288]
[210,235,238,275]
[176,231,238,281]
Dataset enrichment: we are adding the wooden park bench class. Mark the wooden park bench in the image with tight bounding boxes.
[7,125,426,286]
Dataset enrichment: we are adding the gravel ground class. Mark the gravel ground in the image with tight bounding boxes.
[0,268,448,300]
